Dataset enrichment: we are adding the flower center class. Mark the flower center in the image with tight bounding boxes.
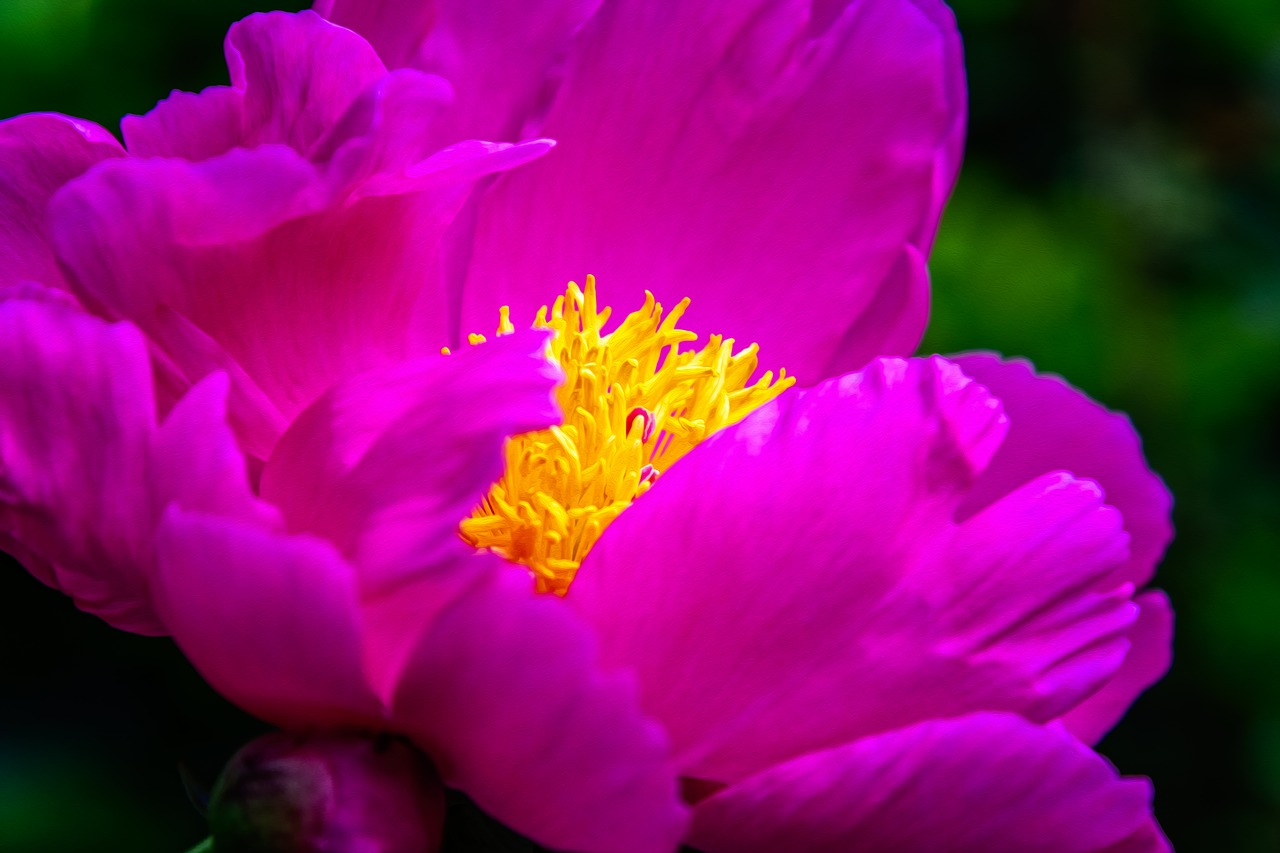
[458,276,793,594]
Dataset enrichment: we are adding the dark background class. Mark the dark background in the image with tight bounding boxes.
[1,0,1277,850]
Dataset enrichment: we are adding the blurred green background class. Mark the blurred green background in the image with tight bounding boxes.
[0,0,1277,850]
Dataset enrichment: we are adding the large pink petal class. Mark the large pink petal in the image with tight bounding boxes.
[388,559,687,853]
[572,357,1136,782]
[1058,589,1174,745]
[951,354,1173,590]
[49,138,545,456]
[153,508,383,728]
[689,713,1169,853]
[0,113,123,293]
[461,0,965,380]
[0,301,270,635]
[262,330,561,594]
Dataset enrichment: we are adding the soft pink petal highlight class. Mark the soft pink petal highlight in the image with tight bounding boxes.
[689,713,1169,853]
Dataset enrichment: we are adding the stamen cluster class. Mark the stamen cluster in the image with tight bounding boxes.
[458,276,793,593]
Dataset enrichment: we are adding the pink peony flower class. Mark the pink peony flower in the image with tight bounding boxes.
[0,2,1173,851]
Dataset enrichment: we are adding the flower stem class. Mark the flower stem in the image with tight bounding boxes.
[182,838,213,853]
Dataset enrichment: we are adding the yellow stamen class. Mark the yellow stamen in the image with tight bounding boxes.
[460,275,793,594]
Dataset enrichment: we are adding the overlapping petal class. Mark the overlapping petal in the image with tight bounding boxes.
[153,509,383,727]
[950,354,1175,744]
[390,561,688,853]
[260,330,561,593]
[317,0,599,144]
[688,713,1170,853]
[1059,589,1174,745]
[0,113,123,294]
[0,300,272,635]
[461,0,966,380]
[123,11,386,160]
[152,334,686,853]
[50,12,550,457]
[572,357,1137,782]
[951,353,1173,589]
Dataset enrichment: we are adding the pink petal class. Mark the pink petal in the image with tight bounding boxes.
[689,713,1169,853]
[460,0,965,380]
[153,508,384,728]
[123,12,457,178]
[0,113,123,293]
[48,139,541,453]
[321,0,601,144]
[0,301,269,635]
[121,86,243,161]
[313,0,439,72]
[388,559,687,853]
[151,371,283,531]
[0,300,159,633]
[1058,590,1174,745]
[123,11,387,161]
[572,357,1136,782]
[261,330,561,594]
[227,11,388,156]
[951,353,1173,590]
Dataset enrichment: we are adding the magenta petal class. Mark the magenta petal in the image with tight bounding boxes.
[49,143,520,443]
[1059,590,1174,745]
[228,11,388,155]
[313,0,439,72]
[688,713,1169,853]
[0,301,268,635]
[317,0,596,140]
[368,0,601,143]
[389,560,687,853]
[153,508,384,728]
[951,353,1173,589]
[152,372,282,531]
[573,357,1135,781]
[124,12,387,161]
[461,0,965,379]
[0,300,160,633]
[262,330,561,594]
[0,113,123,292]
[122,86,243,161]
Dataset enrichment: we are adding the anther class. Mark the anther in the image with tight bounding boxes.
[626,407,657,443]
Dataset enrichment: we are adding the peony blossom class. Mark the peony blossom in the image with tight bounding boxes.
[0,2,1173,852]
